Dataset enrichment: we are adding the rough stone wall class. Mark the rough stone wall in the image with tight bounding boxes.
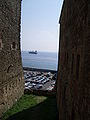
[0,0,24,117]
[57,0,90,120]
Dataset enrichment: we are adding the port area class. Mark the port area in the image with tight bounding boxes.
[23,67,57,93]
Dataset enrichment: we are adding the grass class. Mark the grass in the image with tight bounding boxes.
[1,94,58,120]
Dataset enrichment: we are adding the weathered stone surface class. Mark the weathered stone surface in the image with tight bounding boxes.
[0,0,24,117]
[57,0,90,120]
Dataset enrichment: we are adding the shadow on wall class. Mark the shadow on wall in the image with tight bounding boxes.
[4,97,58,120]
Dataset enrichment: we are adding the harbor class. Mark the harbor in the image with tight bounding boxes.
[24,67,57,91]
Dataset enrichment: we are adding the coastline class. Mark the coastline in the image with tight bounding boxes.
[23,67,57,73]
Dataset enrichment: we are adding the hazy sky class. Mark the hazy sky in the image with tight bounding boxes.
[21,0,63,52]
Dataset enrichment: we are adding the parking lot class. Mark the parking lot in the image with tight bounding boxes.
[24,70,57,91]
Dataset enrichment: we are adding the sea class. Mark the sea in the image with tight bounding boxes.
[21,51,58,71]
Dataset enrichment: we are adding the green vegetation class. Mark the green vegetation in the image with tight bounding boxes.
[1,94,58,120]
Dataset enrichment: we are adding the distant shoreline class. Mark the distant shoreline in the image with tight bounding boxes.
[23,67,57,73]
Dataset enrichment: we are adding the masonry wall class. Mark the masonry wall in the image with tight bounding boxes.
[0,0,24,117]
[57,0,90,120]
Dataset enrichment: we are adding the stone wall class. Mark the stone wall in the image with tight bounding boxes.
[0,0,24,117]
[57,0,90,120]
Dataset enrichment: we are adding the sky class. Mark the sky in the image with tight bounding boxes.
[21,0,64,52]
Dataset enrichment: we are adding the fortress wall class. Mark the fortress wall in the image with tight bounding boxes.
[0,0,24,117]
[57,0,90,119]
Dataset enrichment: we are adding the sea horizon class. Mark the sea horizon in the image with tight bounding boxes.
[21,50,58,53]
[21,51,58,71]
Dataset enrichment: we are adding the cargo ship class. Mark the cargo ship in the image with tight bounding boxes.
[28,50,37,54]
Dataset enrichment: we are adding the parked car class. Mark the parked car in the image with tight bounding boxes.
[51,81,56,85]
[25,79,32,83]
[25,85,33,90]
[42,80,47,84]
[46,78,49,82]
[46,86,54,91]
[25,82,30,87]
[31,83,36,87]
[34,84,43,89]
